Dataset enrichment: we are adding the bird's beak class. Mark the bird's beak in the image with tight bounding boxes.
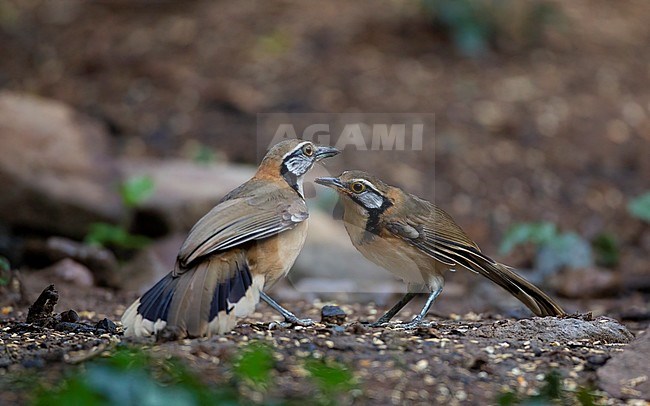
[314,145,339,161]
[315,176,345,190]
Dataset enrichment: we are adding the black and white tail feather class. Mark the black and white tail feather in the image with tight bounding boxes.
[121,251,264,337]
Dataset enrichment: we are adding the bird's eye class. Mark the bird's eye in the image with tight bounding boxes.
[302,144,314,156]
[350,182,366,193]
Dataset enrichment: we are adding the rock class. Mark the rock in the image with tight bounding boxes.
[44,237,120,287]
[22,283,120,336]
[0,92,122,238]
[470,316,634,344]
[321,305,347,325]
[26,285,58,327]
[60,309,79,323]
[598,330,650,400]
[48,258,94,287]
[119,158,255,234]
[23,237,121,287]
[95,318,117,334]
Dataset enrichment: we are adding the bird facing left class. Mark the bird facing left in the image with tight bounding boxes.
[121,139,339,338]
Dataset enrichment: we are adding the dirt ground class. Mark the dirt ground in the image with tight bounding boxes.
[0,272,647,405]
[1,0,649,404]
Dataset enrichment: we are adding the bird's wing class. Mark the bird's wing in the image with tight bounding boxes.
[174,186,308,275]
[384,195,565,317]
[385,208,565,317]
[384,198,490,272]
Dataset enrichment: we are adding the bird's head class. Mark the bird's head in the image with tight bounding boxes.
[259,139,339,194]
[315,170,394,215]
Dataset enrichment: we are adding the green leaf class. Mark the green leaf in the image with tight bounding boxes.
[234,342,274,386]
[576,386,597,406]
[304,358,355,394]
[84,223,151,250]
[33,375,106,406]
[495,369,598,405]
[33,346,234,406]
[193,145,217,165]
[0,256,10,286]
[0,256,10,272]
[496,391,518,406]
[499,222,558,255]
[628,192,650,222]
[119,175,155,208]
[536,232,593,274]
[592,233,619,268]
[538,370,562,400]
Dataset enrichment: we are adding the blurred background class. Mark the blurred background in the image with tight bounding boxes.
[0,0,649,323]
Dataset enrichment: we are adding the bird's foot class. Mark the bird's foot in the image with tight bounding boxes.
[268,321,291,330]
[268,317,314,330]
[395,316,428,330]
[368,320,390,328]
[285,316,314,327]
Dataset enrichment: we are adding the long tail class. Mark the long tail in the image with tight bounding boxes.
[432,239,565,316]
[121,250,263,338]
[481,261,565,316]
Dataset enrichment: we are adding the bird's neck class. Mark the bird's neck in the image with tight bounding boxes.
[255,162,305,198]
[280,169,304,198]
[342,198,375,244]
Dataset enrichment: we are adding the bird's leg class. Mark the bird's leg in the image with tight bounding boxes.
[398,286,443,329]
[260,291,314,327]
[369,292,418,327]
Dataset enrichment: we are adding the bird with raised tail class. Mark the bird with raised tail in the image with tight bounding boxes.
[315,170,565,328]
[121,140,339,338]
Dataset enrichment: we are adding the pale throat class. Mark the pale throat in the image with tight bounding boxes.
[294,174,305,197]
[342,197,369,231]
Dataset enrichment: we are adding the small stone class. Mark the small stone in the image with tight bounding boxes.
[413,359,428,372]
[60,309,79,323]
[586,354,610,368]
[331,325,345,334]
[95,318,117,334]
[320,305,347,325]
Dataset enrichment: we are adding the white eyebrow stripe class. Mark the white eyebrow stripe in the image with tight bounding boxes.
[281,141,310,160]
[350,178,382,195]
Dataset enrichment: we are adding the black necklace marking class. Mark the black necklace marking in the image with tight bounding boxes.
[360,195,393,243]
[280,164,302,196]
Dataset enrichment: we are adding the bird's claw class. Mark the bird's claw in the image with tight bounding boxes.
[268,317,314,330]
[287,317,314,327]
[395,318,430,330]
[268,321,292,330]
[395,321,420,330]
